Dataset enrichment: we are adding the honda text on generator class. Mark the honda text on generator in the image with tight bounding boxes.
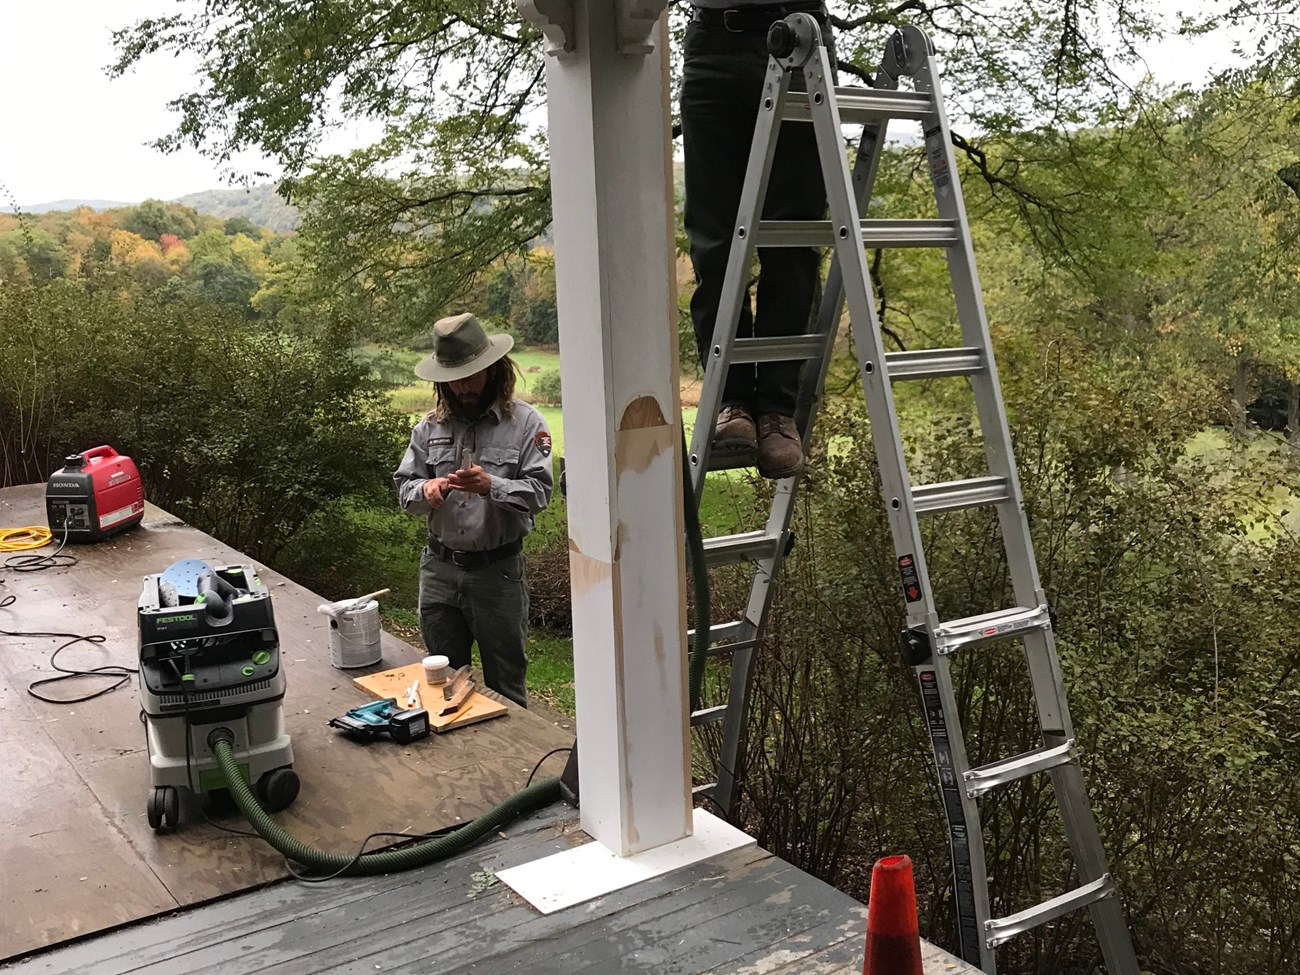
[45,445,144,541]
[137,558,299,831]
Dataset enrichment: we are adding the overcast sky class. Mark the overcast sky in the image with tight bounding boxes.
[0,1,1245,208]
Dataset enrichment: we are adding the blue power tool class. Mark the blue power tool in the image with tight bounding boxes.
[329,698,430,744]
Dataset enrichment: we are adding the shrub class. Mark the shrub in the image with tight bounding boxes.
[531,368,562,405]
[719,331,1300,974]
[0,282,408,561]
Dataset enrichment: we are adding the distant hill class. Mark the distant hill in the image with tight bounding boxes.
[172,185,301,233]
[18,184,300,233]
[21,199,134,213]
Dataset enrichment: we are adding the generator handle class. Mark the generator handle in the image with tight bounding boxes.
[80,445,120,462]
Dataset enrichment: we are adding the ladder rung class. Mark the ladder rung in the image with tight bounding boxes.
[730,334,825,364]
[985,875,1117,948]
[702,531,781,567]
[861,219,959,248]
[753,218,958,249]
[911,476,1009,515]
[963,739,1076,798]
[885,347,983,381]
[705,452,755,473]
[934,604,1053,653]
[691,705,727,726]
[689,620,746,644]
[686,622,758,658]
[781,87,936,123]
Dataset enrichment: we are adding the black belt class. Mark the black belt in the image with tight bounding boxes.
[691,4,828,32]
[429,538,522,570]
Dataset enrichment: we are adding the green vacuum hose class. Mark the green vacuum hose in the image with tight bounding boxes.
[209,731,560,876]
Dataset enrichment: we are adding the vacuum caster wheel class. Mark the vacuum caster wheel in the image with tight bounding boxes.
[255,767,300,812]
[147,787,181,832]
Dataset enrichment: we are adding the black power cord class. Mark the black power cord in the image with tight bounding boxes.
[283,745,575,884]
[3,520,77,573]
[1,519,125,703]
[526,747,573,788]
[12,628,136,703]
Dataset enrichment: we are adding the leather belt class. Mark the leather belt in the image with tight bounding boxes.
[429,538,522,570]
[691,4,828,32]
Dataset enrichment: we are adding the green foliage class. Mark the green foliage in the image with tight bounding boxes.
[0,283,408,560]
[123,198,200,241]
[530,368,561,406]
[223,215,262,237]
[715,325,1300,973]
[0,202,294,321]
[174,185,302,233]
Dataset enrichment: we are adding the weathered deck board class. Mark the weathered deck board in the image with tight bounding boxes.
[1,805,979,975]
[0,482,571,961]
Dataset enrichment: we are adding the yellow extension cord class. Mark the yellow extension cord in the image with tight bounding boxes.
[0,526,53,552]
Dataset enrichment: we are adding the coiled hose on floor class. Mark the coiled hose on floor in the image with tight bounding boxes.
[209,731,560,876]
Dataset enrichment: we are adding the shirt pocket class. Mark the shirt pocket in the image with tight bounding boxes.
[479,446,520,478]
[427,446,458,477]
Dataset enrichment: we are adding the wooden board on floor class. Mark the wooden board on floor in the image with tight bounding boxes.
[0,482,571,963]
[351,662,508,733]
[3,803,982,975]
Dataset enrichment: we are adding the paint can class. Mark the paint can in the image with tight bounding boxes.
[328,599,382,669]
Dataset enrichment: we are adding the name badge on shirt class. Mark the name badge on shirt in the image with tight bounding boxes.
[428,436,453,447]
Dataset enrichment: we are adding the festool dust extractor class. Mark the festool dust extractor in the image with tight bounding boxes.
[137,558,298,831]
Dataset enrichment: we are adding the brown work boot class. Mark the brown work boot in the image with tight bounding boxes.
[756,413,805,479]
[713,405,757,456]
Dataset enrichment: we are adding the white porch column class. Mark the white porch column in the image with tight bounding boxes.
[521,0,691,856]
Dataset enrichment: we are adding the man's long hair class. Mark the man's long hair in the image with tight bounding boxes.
[429,356,519,422]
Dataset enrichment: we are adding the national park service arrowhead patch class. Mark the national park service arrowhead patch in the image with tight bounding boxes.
[535,430,552,457]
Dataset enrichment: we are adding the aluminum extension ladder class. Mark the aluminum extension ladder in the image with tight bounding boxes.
[686,14,1139,975]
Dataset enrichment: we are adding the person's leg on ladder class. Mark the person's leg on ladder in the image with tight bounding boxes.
[752,31,834,479]
[682,20,765,458]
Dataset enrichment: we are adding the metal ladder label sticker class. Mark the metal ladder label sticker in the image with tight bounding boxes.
[898,553,923,602]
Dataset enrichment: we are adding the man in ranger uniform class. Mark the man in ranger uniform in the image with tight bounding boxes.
[393,312,554,708]
[681,1,834,479]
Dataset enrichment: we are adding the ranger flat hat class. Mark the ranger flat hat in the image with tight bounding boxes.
[415,313,514,383]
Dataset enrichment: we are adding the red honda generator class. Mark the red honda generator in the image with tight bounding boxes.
[45,445,145,542]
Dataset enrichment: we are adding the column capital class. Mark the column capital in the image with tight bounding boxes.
[616,0,668,54]
[517,0,575,56]
[517,0,668,56]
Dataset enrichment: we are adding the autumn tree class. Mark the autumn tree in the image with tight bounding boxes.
[108,0,1298,335]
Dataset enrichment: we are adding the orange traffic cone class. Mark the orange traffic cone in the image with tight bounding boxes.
[863,854,923,975]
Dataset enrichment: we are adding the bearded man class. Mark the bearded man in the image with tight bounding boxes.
[393,312,554,708]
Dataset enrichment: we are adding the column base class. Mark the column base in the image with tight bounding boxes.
[497,809,756,914]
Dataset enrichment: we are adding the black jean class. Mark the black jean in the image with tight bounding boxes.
[681,16,832,418]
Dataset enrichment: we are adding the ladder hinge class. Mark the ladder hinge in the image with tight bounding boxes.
[900,626,932,666]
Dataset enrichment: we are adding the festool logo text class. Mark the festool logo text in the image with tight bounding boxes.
[165,614,198,622]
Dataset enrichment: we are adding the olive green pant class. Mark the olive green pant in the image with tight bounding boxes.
[418,547,529,708]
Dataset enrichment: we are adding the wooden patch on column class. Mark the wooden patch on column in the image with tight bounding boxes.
[351,663,508,733]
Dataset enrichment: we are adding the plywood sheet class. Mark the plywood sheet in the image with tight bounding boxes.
[350,662,508,732]
[0,482,572,962]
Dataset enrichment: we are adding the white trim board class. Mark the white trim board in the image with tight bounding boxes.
[497,809,756,914]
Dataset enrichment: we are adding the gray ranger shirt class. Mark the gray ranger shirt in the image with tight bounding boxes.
[692,1,796,7]
[393,400,554,552]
